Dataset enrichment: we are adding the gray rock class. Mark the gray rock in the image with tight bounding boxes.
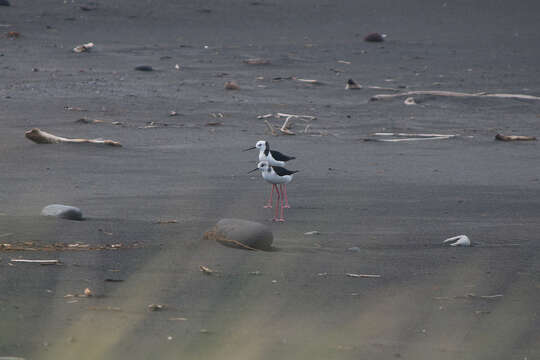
[0,0,11,6]
[41,204,83,220]
[204,218,273,250]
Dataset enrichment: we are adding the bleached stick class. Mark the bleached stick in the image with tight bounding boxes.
[280,117,295,135]
[367,136,455,142]
[10,259,60,264]
[373,132,459,138]
[264,120,277,136]
[372,90,540,101]
[25,128,121,147]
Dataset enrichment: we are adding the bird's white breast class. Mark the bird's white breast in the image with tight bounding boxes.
[258,150,285,167]
[262,170,292,184]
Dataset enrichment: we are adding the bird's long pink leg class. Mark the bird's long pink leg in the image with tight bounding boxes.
[277,184,285,222]
[264,185,274,208]
[283,184,290,208]
[273,185,281,222]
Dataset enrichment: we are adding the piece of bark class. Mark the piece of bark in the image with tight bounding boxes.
[495,134,536,141]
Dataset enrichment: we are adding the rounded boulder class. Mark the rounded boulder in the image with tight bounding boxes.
[41,204,83,221]
[204,218,273,250]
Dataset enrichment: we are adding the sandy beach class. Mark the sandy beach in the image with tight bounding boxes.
[1,1,540,359]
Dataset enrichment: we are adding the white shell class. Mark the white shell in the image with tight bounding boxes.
[443,235,471,247]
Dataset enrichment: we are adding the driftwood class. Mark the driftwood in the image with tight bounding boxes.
[264,120,277,136]
[346,273,381,278]
[495,133,536,141]
[366,133,458,142]
[10,259,60,265]
[371,90,540,101]
[279,117,295,135]
[25,128,121,147]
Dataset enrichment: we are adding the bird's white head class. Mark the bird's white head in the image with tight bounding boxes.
[255,140,267,150]
[248,160,271,174]
[257,160,271,172]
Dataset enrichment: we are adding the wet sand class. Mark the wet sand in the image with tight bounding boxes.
[1,1,540,359]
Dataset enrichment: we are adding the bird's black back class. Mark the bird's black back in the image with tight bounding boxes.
[270,150,295,162]
[272,166,299,176]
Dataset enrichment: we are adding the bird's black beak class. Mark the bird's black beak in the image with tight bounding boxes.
[243,146,256,152]
[247,167,259,174]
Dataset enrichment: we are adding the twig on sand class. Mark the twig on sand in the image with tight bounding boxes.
[276,113,316,121]
[264,119,277,136]
[280,117,295,135]
[296,78,322,85]
[374,132,458,138]
[346,273,381,278]
[10,259,60,265]
[365,132,458,142]
[495,133,536,141]
[200,265,215,275]
[25,128,121,147]
[371,90,540,101]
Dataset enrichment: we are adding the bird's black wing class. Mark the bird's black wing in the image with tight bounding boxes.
[270,150,295,162]
[272,166,299,176]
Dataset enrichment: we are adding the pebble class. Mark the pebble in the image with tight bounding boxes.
[205,218,273,250]
[41,204,83,220]
[134,65,154,72]
[347,246,361,252]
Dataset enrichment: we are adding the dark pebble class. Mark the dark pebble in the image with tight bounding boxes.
[135,65,154,72]
[364,32,384,42]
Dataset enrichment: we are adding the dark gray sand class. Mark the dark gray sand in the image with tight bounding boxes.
[1,1,540,359]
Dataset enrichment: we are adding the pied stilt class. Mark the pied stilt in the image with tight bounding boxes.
[244,140,295,208]
[249,160,298,222]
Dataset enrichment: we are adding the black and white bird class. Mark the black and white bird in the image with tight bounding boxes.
[244,140,296,208]
[248,161,298,222]
[243,140,295,167]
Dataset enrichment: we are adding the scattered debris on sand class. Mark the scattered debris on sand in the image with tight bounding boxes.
[224,81,240,90]
[364,32,386,42]
[64,106,87,112]
[495,133,536,141]
[25,128,122,147]
[72,42,94,53]
[371,90,540,101]
[155,219,178,224]
[1,241,142,252]
[200,265,215,275]
[404,97,417,105]
[443,235,471,247]
[243,58,271,65]
[148,304,166,311]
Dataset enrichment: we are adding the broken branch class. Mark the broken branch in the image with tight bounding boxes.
[25,128,121,147]
[371,90,540,101]
[495,133,536,141]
